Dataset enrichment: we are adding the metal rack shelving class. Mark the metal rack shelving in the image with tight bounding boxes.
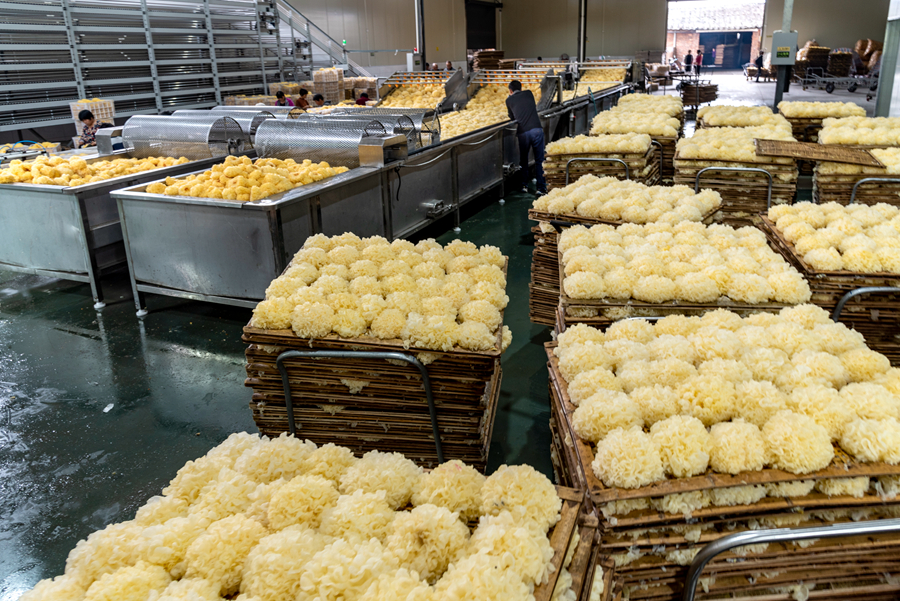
[0,0,372,133]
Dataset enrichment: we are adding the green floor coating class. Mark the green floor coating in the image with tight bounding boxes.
[0,189,548,597]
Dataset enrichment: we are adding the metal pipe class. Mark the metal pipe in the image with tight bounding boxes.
[650,139,664,177]
[832,287,899,322]
[694,166,773,208]
[565,157,630,186]
[275,349,444,462]
[414,0,426,67]
[577,0,587,63]
[849,177,900,204]
[682,519,900,601]
[782,0,794,32]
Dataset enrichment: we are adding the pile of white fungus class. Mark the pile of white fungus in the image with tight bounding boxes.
[554,305,900,489]
[21,435,564,601]
[545,133,652,156]
[769,201,900,274]
[533,175,721,224]
[250,234,513,353]
[559,221,811,305]
[590,95,683,138]
[819,116,900,146]
[817,148,900,175]
[676,125,796,164]
[777,101,866,119]
[698,106,792,132]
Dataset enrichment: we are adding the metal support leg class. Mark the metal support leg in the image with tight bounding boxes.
[451,147,461,233]
[565,157,630,186]
[116,198,148,317]
[72,197,106,310]
[276,349,444,462]
[682,519,900,601]
[695,166,773,209]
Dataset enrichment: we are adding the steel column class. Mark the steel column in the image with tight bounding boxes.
[139,0,164,113]
[60,0,86,100]
[203,0,223,104]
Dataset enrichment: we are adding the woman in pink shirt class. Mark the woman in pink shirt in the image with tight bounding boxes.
[695,50,703,76]
[274,91,294,107]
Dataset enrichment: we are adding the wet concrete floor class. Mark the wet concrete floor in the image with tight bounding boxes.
[0,189,549,597]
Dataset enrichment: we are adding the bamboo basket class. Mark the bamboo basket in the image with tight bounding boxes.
[674,154,798,226]
[759,215,900,364]
[543,146,661,191]
[546,342,900,601]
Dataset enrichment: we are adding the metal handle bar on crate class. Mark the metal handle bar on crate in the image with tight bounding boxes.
[849,177,900,205]
[275,349,444,462]
[565,157,630,186]
[649,139,664,175]
[832,286,900,322]
[694,166,773,209]
[682,518,900,601]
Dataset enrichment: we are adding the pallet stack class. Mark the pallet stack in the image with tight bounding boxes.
[472,50,504,70]
[313,67,344,104]
[546,331,900,601]
[827,50,854,77]
[680,82,717,107]
[760,214,900,365]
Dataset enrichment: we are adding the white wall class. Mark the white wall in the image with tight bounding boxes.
[500,0,667,59]
[284,0,466,69]
[762,0,890,50]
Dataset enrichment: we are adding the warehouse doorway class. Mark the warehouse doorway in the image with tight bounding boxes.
[698,31,756,69]
[666,0,765,70]
[465,0,498,50]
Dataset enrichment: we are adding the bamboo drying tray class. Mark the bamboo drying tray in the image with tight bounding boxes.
[546,342,900,508]
[543,146,661,190]
[759,215,900,364]
[242,260,509,469]
[531,485,587,601]
[556,246,789,331]
[527,207,719,327]
[547,341,900,600]
[674,153,798,226]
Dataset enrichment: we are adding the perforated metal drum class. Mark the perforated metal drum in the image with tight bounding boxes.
[173,109,275,138]
[294,113,419,148]
[335,107,440,146]
[122,115,249,160]
[254,119,386,168]
[212,105,305,119]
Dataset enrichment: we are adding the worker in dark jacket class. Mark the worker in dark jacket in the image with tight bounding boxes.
[506,80,546,195]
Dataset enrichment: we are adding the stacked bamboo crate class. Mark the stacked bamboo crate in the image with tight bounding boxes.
[472,50,504,70]
[760,214,900,365]
[546,340,900,601]
[592,94,684,182]
[814,160,900,205]
[243,328,503,470]
[543,147,661,190]
[674,140,798,226]
[778,101,868,175]
[680,82,717,107]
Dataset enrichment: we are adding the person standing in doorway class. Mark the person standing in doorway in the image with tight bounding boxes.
[755,51,764,82]
[684,50,694,76]
[506,80,546,196]
[695,49,703,76]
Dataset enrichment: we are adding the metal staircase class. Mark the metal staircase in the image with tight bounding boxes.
[0,0,373,134]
